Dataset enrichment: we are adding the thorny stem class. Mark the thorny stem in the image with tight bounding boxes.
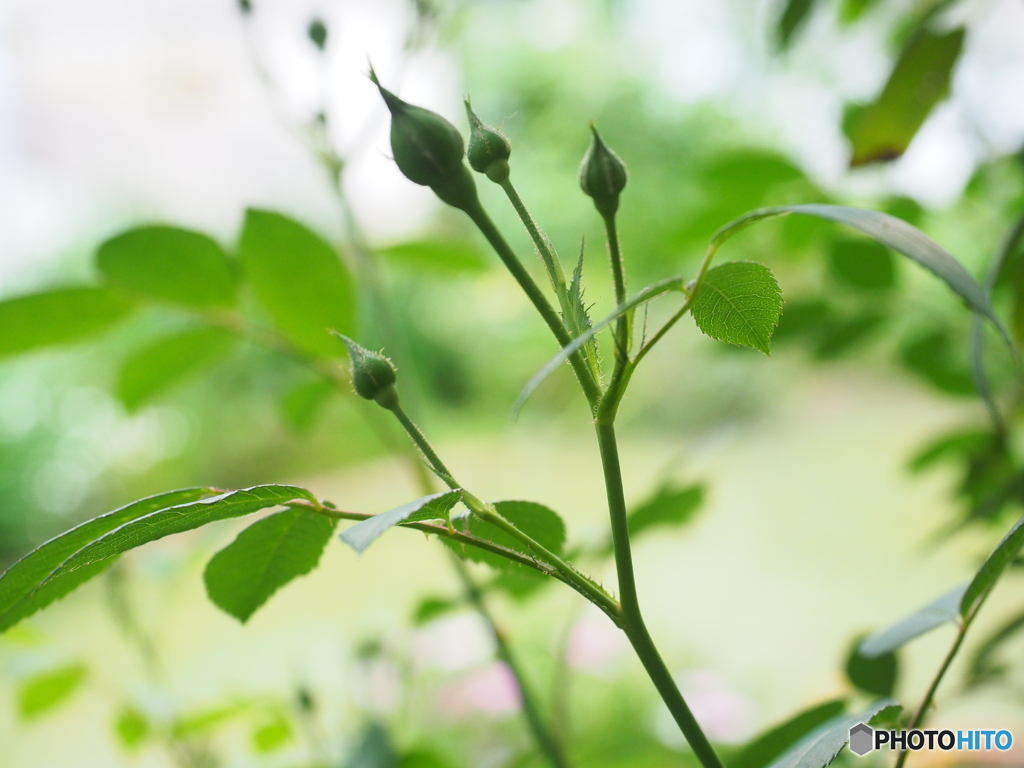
[451,555,571,768]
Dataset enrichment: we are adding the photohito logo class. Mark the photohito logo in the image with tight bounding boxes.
[848,723,1014,757]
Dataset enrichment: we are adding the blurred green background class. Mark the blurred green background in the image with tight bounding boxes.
[1,0,1024,766]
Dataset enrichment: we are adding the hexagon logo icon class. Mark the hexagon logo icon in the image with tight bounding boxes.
[849,722,874,757]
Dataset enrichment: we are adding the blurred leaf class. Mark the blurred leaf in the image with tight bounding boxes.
[907,429,991,474]
[279,378,335,433]
[0,488,216,634]
[115,706,149,750]
[860,584,967,656]
[238,209,356,357]
[378,241,486,273]
[765,700,895,768]
[37,485,318,592]
[967,608,1024,686]
[171,703,248,738]
[627,483,704,539]
[772,299,832,343]
[845,636,897,697]
[869,703,903,727]
[900,330,974,396]
[116,326,236,411]
[252,713,293,753]
[398,752,450,768]
[0,287,134,359]
[412,596,460,625]
[340,490,462,555]
[732,698,846,768]
[961,513,1024,618]
[777,0,816,50]
[442,500,566,571]
[693,261,782,354]
[204,508,336,623]
[827,238,895,291]
[813,310,885,360]
[97,226,237,308]
[18,664,86,720]
[882,196,924,226]
[490,568,549,600]
[347,723,397,768]
[839,0,880,24]
[307,18,328,50]
[845,27,965,166]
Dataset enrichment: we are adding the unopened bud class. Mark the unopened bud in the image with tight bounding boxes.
[465,99,511,184]
[579,124,627,218]
[334,333,399,410]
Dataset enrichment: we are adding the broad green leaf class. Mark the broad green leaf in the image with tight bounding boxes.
[116,327,236,411]
[340,490,462,555]
[115,706,149,749]
[961,513,1024,618]
[777,0,816,50]
[204,508,336,623]
[0,488,216,634]
[40,485,317,589]
[346,723,396,768]
[765,700,895,768]
[845,27,965,166]
[827,238,895,291]
[900,330,974,396]
[413,596,460,625]
[18,664,87,719]
[279,378,335,433]
[252,714,292,753]
[238,209,356,358]
[443,500,566,571]
[97,226,237,308]
[710,205,1013,350]
[0,287,134,359]
[845,636,897,697]
[860,584,967,657]
[732,699,846,768]
[692,261,782,354]
[627,483,704,539]
[813,310,884,360]
[378,240,486,273]
[967,608,1024,686]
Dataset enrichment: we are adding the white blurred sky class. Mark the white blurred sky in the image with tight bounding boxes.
[1,0,1023,296]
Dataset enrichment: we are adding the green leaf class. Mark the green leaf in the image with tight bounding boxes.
[765,700,895,768]
[204,508,336,623]
[710,205,1013,351]
[907,429,991,474]
[845,636,897,697]
[378,240,487,273]
[777,0,816,50]
[860,584,967,656]
[813,311,884,360]
[346,723,396,768]
[627,484,704,539]
[0,287,134,359]
[443,500,566,571]
[116,327,237,411]
[340,490,462,555]
[490,568,549,600]
[252,714,293,753]
[171,704,249,738]
[839,0,879,24]
[967,608,1024,686]
[827,238,895,291]
[18,664,87,719]
[398,752,450,768]
[39,485,318,592]
[412,596,460,625]
[238,209,356,357]
[845,26,965,166]
[97,226,237,308]
[566,241,601,381]
[732,699,847,768]
[692,261,782,354]
[115,706,149,749]
[961,513,1024,618]
[900,330,974,396]
[279,378,335,433]
[772,299,832,343]
[0,488,216,634]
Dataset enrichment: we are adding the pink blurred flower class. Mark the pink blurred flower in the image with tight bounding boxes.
[438,662,521,718]
[566,611,624,671]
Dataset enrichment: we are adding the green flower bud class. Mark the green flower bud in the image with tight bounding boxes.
[465,99,511,183]
[579,124,628,218]
[334,333,399,410]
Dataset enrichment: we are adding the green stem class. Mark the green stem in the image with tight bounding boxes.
[498,177,568,295]
[595,422,724,768]
[451,555,571,768]
[387,403,459,490]
[603,214,629,361]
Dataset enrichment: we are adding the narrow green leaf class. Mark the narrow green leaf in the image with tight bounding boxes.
[907,429,991,474]
[0,488,216,634]
[171,703,249,738]
[777,0,816,50]
[97,226,237,308]
[567,240,601,381]
[378,240,487,273]
[0,287,134,359]
[710,205,1014,351]
[845,27,965,166]
[692,261,782,354]
[765,700,895,768]
[443,500,566,571]
[252,714,293,753]
[961,514,1024,618]
[845,636,898,697]
[116,327,236,411]
[204,508,336,623]
[238,209,356,357]
[860,584,967,657]
[627,483,704,539]
[40,485,317,589]
[412,596,460,625]
[827,238,895,291]
[967,608,1024,686]
[18,664,87,719]
[115,706,149,749]
[732,699,847,768]
[340,490,462,555]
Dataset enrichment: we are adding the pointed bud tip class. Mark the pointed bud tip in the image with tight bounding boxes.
[332,332,398,405]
